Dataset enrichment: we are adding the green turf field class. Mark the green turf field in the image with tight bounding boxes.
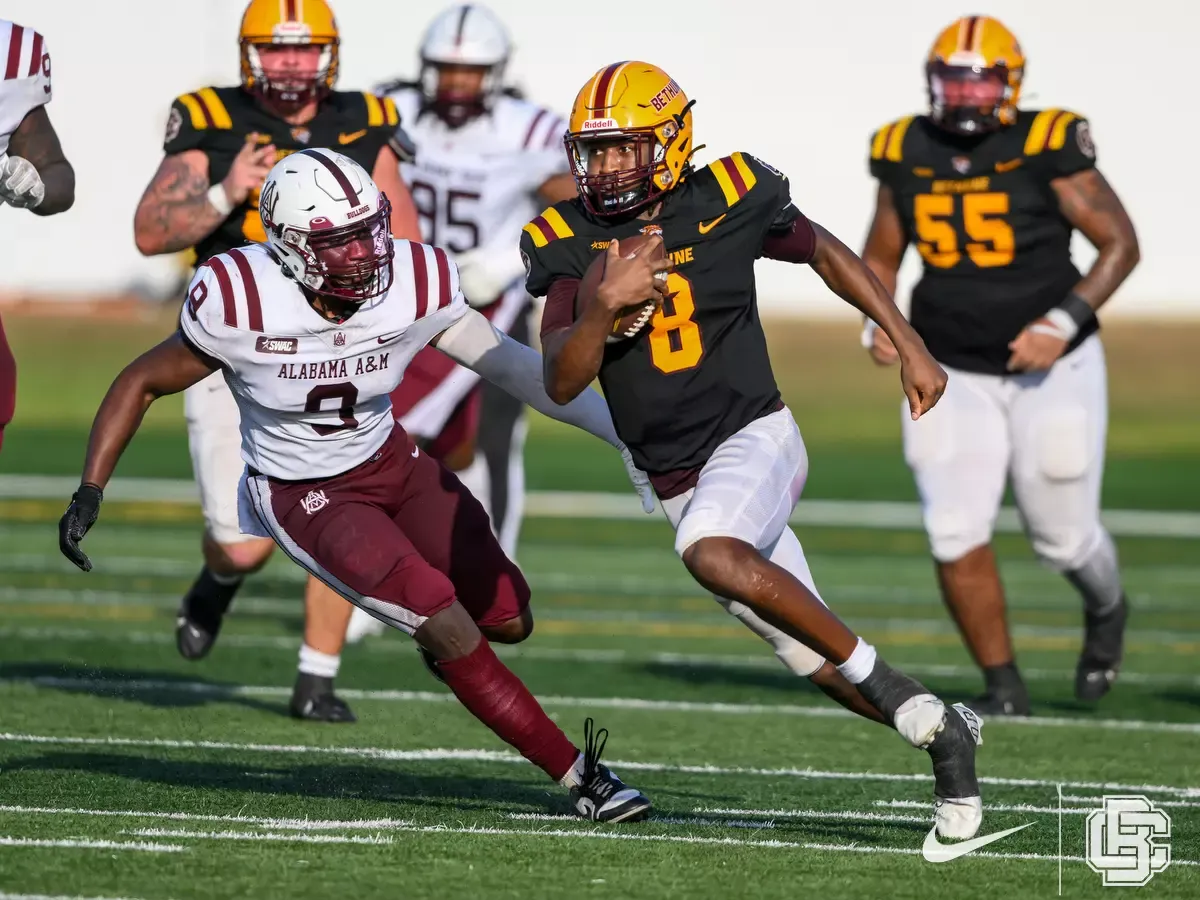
[0,311,1196,898]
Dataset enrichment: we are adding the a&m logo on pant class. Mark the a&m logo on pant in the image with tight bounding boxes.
[1085,795,1172,887]
[301,490,329,515]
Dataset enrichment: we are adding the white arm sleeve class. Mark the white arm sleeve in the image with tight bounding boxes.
[433,307,620,447]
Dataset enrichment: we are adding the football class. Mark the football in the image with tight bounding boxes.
[578,232,666,344]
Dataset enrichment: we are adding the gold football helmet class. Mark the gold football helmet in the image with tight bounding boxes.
[927,16,1025,134]
[565,61,694,216]
[239,0,340,113]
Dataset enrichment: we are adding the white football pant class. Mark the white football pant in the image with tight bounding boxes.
[185,371,258,547]
[660,406,828,678]
[903,334,1110,570]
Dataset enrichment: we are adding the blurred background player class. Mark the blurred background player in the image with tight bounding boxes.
[0,18,74,452]
[348,4,576,643]
[131,0,421,722]
[860,15,1139,716]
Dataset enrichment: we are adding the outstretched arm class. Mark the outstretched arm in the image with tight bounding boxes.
[4,106,74,215]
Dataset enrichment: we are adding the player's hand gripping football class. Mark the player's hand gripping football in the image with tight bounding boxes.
[0,153,45,209]
[898,343,948,421]
[619,444,656,514]
[594,237,672,314]
[59,483,103,572]
[220,134,277,207]
[1006,320,1069,373]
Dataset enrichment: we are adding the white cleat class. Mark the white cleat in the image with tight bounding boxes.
[345,606,387,644]
[935,795,984,840]
[927,703,985,840]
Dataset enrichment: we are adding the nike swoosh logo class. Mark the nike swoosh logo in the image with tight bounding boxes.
[411,446,420,458]
[922,821,1034,863]
[994,158,1023,173]
[339,129,368,145]
[377,333,403,344]
[698,213,726,235]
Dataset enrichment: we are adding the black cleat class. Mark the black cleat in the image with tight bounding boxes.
[1076,595,1127,702]
[927,703,984,839]
[569,718,651,823]
[176,567,241,661]
[289,673,356,723]
[966,683,1031,718]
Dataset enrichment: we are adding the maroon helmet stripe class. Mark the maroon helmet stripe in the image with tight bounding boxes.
[4,25,23,80]
[454,5,471,45]
[228,249,264,332]
[208,257,238,327]
[300,149,360,206]
[410,243,430,319]
[27,32,41,77]
[285,0,298,21]
[720,157,747,196]
[591,62,624,111]
[522,109,547,149]
[532,216,557,245]
[962,16,980,51]
[432,247,452,310]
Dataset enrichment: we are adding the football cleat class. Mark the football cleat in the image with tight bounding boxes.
[569,718,652,823]
[418,646,446,685]
[289,673,356,723]
[175,567,241,661]
[926,703,984,839]
[966,683,1030,718]
[1076,595,1128,702]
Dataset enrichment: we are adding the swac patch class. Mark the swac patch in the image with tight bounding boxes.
[1076,120,1095,158]
[255,336,298,355]
[748,155,785,180]
[521,249,531,280]
[165,107,182,144]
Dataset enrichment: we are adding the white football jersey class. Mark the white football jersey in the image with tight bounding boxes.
[178,241,468,481]
[386,86,568,257]
[0,20,52,156]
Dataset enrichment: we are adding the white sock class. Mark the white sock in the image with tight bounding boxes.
[558,751,586,789]
[836,637,878,685]
[209,569,243,586]
[298,643,341,679]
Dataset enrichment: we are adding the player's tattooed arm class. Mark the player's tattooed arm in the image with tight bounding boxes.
[7,106,74,215]
[81,333,218,490]
[133,150,224,256]
[1052,169,1140,310]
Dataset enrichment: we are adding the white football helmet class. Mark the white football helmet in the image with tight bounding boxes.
[418,4,512,126]
[259,148,394,303]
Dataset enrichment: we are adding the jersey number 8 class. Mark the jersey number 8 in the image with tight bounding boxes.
[648,272,704,374]
[915,192,1015,269]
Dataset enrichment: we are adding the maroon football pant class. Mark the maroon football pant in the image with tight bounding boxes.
[244,426,529,635]
[0,315,16,453]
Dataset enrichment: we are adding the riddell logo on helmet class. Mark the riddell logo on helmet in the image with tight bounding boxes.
[582,118,619,131]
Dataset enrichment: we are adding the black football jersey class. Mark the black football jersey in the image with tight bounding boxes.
[162,86,400,265]
[522,152,796,478]
[869,108,1098,374]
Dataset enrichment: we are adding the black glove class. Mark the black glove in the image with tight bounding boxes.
[59,483,103,572]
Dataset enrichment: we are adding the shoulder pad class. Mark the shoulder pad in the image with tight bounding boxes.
[174,87,235,131]
[361,91,401,128]
[522,205,576,248]
[704,152,762,208]
[1023,108,1086,156]
[870,115,916,164]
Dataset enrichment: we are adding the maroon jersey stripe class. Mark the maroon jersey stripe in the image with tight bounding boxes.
[543,118,565,149]
[1040,110,1071,153]
[209,257,237,327]
[522,109,547,149]
[431,247,453,310]
[299,149,361,206]
[191,92,216,129]
[27,32,41,77]
[4,24,23,80]
[591,62,625,112]
[409,243,430,319]
[532,216,557,244]
[720,157,747,197]
[227,248,264,332]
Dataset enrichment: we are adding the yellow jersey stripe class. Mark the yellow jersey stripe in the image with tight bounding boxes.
[383,97,400,127]
[195,88,233,129]
[870,125,891,160]
[364,93,385,128]
[710,158,739,206]
[542,207,574,240]
[1048,112,1078,151]
[1024,109,1061,155]
[178,94,207,130]
[730,152,758,194]
[884,116,913,162]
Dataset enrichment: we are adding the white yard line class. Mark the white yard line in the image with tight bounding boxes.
[877,800,1089,816]
[0,837,184,853]
[9,674,1200,737]
[1059,793,1200,809]
[505,813,776,830]
[0,805,411,831]
[692,807,929,824]
[0,893,153,900]
[125,828,392,845]
[2,731,1198,797]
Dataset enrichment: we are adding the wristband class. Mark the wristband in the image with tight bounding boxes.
[1035,293,1096,342]
[1058,292,1096,330]
[206,183,234,218]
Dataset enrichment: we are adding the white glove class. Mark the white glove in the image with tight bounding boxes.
[455,244,525,308]
[620,444,656,514]
[0,154,45,209]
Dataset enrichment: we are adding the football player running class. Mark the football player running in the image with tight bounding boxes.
[0,18,75,452]
[61,149,654,824]
[346,4,575,644]
[132,0,421,722]
[860,16,1139,716]
[525,61,984,839]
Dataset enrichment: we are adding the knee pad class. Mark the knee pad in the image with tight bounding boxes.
[1034,407,1093,482]
[925,509,993,564]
